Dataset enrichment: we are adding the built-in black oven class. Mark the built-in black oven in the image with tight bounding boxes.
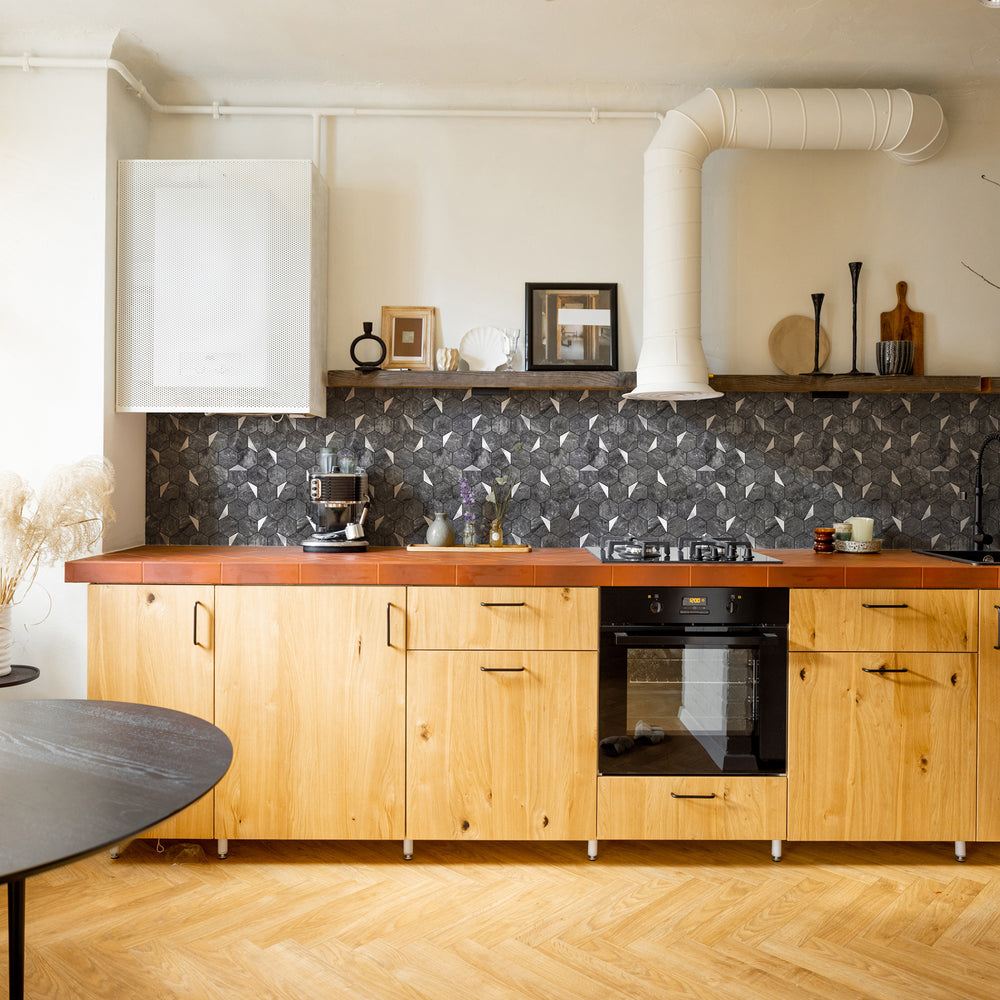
[598,587,788,776]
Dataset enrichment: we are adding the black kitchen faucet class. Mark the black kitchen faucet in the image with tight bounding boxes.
[973,433,1000,550]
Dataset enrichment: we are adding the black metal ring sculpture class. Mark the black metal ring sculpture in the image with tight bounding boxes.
[350,322,387,372]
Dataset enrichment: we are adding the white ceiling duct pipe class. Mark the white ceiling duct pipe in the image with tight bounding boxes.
[627,87,948,402]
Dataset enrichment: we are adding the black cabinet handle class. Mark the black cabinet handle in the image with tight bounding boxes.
[862,665,909,674]
[192,601,202,647]
[480,666,526,672]
[670,792,716,800]
[480,602,526,608]
[386,602,392,647]
[994,604,1000,651]
[861,603,909,609]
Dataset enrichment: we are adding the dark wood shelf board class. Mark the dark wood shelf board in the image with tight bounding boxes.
[708,374,989,394]
[327,370,636,390]
[328,370,993,394]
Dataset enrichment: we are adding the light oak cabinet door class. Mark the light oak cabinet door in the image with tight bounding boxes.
[214,586,406,840]
[407,650,598,840]
[87,584,216,839]
[978,593,1000,840]
[788,650,976,841]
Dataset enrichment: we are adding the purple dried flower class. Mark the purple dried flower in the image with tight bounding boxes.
[458,476,477,522]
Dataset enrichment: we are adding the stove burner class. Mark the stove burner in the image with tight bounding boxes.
[593,534,781,564]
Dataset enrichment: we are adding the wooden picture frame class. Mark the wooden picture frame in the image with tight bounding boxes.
[525,283,618,371]
[381,306,435,370]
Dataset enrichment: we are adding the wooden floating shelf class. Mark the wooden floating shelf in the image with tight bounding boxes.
[708,374,992,394]
[328,370,994,394]
[328,370,636,390]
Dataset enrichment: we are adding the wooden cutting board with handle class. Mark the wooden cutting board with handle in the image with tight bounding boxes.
[880,280,924,375]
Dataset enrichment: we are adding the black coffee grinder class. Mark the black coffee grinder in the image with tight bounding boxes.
[302,448,370,553]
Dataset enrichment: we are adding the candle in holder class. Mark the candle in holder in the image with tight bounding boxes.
[847,516,874,542]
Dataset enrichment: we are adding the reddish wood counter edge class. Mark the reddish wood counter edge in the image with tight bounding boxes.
[64,545,1000,589]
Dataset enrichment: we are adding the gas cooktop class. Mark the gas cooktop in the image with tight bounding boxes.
[589,535,782,564]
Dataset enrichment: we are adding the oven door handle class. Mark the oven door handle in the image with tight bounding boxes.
[613,631,777,648]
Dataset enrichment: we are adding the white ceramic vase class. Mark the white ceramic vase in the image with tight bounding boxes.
[0,604,13,677]
[436,348,459,371]
[425,512,455,547]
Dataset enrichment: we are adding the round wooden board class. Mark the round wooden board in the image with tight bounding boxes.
[768,315,830,375]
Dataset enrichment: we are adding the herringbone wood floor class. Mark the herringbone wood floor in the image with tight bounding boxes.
[6,838,1000,999]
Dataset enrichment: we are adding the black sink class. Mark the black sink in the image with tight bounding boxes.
[915,549,1000,565]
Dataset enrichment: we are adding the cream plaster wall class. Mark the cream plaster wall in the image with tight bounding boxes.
[103,73,150,554]
[0,67,147,698]
[151,89,1000,378]
[702,94,1000,376]
[150,113,650,370]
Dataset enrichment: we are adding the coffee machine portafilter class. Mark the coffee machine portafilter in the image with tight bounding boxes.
[303,469,370,553]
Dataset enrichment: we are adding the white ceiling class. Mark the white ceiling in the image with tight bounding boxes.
[3,0,1000,109]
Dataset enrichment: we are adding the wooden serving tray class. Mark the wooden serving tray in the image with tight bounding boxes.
[406,544,532,553]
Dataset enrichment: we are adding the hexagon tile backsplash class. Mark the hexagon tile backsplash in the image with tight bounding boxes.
[146,388,1000,550]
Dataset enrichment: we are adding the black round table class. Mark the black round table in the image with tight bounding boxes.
[0,699,232,999]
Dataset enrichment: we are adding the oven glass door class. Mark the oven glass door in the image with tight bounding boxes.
[598,628,787,776]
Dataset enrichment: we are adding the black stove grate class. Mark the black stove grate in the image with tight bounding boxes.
[593,534,782,564]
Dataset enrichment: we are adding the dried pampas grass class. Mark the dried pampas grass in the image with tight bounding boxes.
[0,456,115,606]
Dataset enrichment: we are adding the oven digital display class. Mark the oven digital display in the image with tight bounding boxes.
[681,596,709,614]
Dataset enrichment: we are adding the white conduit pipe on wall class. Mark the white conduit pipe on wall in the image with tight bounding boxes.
[627,87,949,402]
[0,55,662,171]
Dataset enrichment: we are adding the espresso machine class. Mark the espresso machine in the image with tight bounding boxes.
[302,449,370,553]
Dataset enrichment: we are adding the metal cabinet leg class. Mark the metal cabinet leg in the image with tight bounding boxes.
[955,840,967,862]
[587,839,598,861]
[771,839,782,862]
[217,838,228,860]
[109,836,136,859]
[403,838,414,860]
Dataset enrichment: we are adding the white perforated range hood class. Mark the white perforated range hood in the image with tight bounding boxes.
[628,87,949,402]
[117,159,328,416]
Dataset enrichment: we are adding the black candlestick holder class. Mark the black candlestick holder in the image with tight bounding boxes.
[801,292,830,376]
[838,260,873,376]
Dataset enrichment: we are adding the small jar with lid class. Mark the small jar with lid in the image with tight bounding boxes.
[813,527,836,553]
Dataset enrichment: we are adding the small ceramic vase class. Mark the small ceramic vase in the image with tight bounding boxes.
[436,348,460,371]
[426,512,455,547]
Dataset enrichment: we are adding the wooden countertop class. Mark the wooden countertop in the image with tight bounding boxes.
[64,545,1000,589]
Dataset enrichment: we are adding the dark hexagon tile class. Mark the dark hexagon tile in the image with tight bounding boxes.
[144,390,1000,550]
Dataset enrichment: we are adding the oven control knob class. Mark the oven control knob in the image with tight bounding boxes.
[649,600,661,614]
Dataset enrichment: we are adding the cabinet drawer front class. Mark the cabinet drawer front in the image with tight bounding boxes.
[407,586,598,650]
[790,589,976,651]
[598,776,786,840]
